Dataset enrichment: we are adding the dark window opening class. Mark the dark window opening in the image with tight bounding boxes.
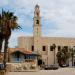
[36,20,39,24]
[32,46,34,51]
[58,46,61,51]
[38,59,42,66]
[42,46,46,51]
[14,51,20,61]
[15,52,20,58]
[50,46,53,51]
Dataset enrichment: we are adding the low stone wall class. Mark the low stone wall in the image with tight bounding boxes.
[6,62,38,72]
[0,70,6,75]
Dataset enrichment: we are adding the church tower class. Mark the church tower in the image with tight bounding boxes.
[33,5,41,37]
[33,5,42,53]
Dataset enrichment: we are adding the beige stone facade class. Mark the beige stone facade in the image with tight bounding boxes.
[17,5,75,65]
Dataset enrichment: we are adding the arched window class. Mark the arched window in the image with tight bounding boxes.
[36,20,39,24]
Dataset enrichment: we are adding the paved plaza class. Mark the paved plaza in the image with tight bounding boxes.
[6,68,75,75]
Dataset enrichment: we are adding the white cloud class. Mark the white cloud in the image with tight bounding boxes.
[36,0,75,37]
[0,0,9,7]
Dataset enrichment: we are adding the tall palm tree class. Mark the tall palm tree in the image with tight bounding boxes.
[56,50,65,66]
[52,44,56,64]
[56,47,70,67]
[0,9,21,69]
[69,47,74,66]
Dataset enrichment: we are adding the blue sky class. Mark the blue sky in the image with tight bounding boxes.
[0,0,75,47]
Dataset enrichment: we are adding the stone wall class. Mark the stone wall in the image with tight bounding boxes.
[6,62,37,72]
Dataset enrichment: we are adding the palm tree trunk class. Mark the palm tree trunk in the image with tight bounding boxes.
[3,39,8,69]
[54,49,55,64]
[72,50,74,66]
[52,44,56,65]
[0,38,3,54]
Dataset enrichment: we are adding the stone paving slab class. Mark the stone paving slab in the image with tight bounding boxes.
[6,68,75,75]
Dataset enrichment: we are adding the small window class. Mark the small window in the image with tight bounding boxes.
[31,46,34,51]
[36,20,39,24]
[42,46,46,51]
[58,46,61,51]
[50,46,53,51]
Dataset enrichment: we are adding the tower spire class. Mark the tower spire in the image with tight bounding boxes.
[35,4,39,9]
[34,4,40,17]
[33,5,41,53]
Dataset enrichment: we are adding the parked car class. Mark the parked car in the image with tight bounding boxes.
[44,65,59,70]
[61,64,69,67]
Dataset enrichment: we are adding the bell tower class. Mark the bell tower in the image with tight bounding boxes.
[33,5,41,53]
[33,4,41,37]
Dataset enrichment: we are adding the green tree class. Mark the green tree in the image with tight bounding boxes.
[56,47,70,67]
[0,9,21,69]
[69,47,75,66]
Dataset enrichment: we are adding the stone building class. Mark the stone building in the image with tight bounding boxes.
[4,5,75,66]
